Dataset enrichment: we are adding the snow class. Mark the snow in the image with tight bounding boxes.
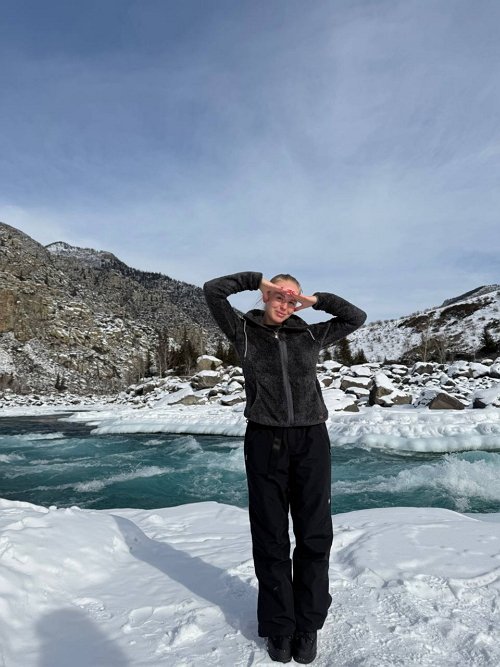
[1,399,500,454]
[2,399,500,663]
[373,372,395,391]
[0,498,499,666]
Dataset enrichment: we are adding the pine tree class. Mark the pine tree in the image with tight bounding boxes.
[352,348,368,364]
[480,324,499,355]
[334,338,353,366]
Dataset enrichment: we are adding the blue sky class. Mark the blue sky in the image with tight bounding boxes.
[1,0,500,322]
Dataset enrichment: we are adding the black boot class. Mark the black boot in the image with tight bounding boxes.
[266,634,293,663]
[292,631,317,664]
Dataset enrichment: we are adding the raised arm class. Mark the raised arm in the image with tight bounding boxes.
[203,271,263,341]
[307,292,367,349]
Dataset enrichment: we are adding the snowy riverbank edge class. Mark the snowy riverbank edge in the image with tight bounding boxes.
[2,399,500,454]
[1,498,499,666]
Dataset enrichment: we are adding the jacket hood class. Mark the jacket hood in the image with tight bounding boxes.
[243,308,310,331]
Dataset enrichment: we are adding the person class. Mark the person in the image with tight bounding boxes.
[203,271,366,664]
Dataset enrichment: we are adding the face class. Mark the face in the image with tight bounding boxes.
[263,279,300,325]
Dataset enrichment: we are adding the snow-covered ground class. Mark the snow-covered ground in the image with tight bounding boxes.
[2,397,500,454]
[1,498,499,666]
[2,387,500,665]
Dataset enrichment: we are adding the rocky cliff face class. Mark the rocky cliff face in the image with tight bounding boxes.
[0,223,220,395]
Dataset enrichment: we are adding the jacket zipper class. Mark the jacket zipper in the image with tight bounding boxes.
[275,329,294,426]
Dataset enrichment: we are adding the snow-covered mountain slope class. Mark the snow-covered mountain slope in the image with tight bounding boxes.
[347,286,500,363]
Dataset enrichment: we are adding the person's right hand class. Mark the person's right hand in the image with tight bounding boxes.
[259,278,282,303]
[259,279,301,303]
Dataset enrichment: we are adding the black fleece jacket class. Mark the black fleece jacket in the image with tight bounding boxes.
[203,271,367,427]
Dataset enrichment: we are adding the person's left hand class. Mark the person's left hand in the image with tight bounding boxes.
[293,294,318,311]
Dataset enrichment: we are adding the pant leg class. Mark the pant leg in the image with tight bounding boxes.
[244,421,295,637]
[289,422,333,631]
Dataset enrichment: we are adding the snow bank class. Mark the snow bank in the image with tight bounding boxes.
[0,498,499,666]
[54,401,500,454]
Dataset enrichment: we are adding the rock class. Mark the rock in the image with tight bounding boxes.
[472,385,500,408]
[469,362,490,378]
[344,386,370,398]
[439,373,456,387]
[447,361,471,379]
[350,364,372,377]
[368,372,395,405]
[389,365,408,376]
[196,355,223,371]
[190,370,221,389]
[317,360,342,372]
[489,363,500,379]
[378,390,412,407]
[411,362,437,375]
[220,392,245,406]
[178,394,203,405]
[341,375,371,391]
[428,392,466,410]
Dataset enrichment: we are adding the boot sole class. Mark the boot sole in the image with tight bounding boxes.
[267,650,292,663]
[294,656,316,664]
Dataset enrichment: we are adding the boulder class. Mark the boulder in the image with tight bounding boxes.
[191,370,221,389]
[368,372,411,407]
[341,375,371,391]
[472,385,500,409]
[318,360,342,372]
[469,362,490,378]
[196,355,223,372]
[447,361,471,379]
[378,390,412,407]
[368,372,395,405]
[428,392,466,410]
[489,363,500,379]
[220,392,245,406]
[350,364,372,377]
[411,362,437,375]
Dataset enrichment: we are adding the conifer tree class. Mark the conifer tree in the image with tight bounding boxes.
[334,338,353,366]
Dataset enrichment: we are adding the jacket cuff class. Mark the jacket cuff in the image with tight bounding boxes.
[312,292,328,310]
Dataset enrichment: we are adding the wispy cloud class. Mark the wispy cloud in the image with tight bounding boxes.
[1,0,500,321]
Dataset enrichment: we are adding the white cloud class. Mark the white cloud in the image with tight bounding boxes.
[1,1,500,321]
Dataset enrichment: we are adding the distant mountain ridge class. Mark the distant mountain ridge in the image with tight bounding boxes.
[0,222,221,394]
[440,284,500,308]
[0,221,498,394]
[347,283,500,364]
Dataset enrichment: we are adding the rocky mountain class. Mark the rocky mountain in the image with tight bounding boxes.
[347,284,500,364]
[0,222,222,394]
[1,221,499,397]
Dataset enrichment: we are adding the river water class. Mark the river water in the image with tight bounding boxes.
[1,414,500,514]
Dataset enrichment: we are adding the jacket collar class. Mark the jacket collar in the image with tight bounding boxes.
[243,308,310,331]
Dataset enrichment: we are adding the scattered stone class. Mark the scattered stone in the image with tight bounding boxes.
[220,392,245,406]
[196,355,223,372]
[447,361,472,379]
[411,362,437,375]
[190,370,221,389]
[472,385,500,409]
[428,392,466,410]
[469,363,490,379]
[341,375,372,391]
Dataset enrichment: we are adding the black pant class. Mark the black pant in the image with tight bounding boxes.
[244,420,333,637]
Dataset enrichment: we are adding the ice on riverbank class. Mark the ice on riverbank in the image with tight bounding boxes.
[0,498,499,666]
[2,399,500,454]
